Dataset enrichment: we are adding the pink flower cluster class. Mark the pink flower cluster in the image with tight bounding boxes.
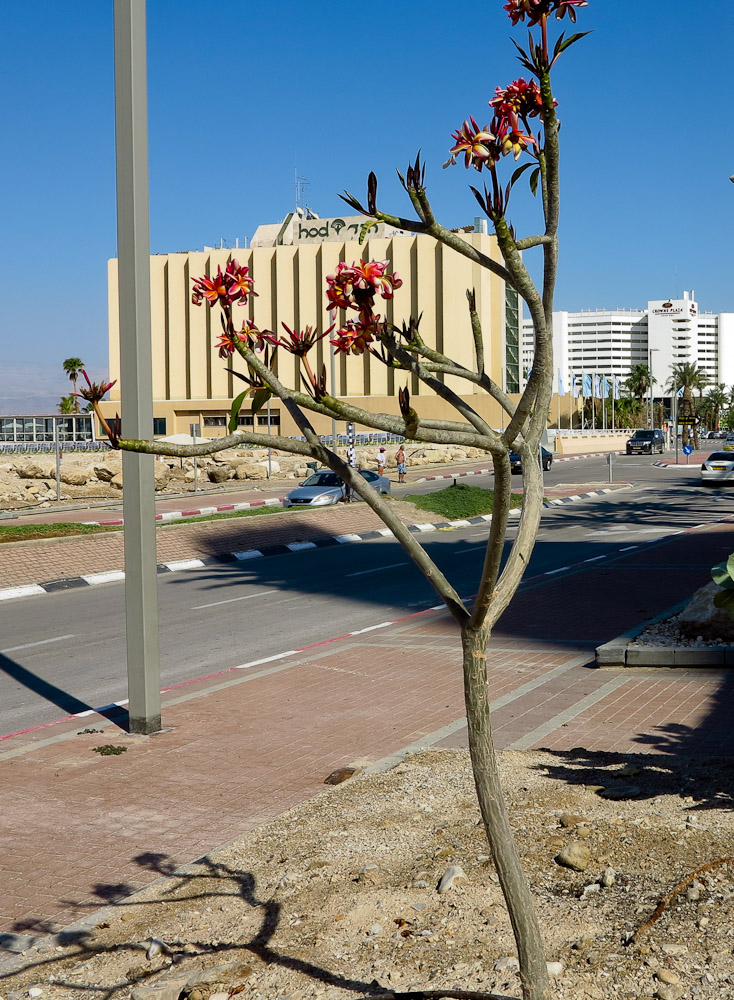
[215,318,270,360]
[503,0,587,26]
[326,260,402,355]
[191,259,257,308]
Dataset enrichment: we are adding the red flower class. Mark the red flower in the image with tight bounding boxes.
[266,322,334,357]
[191,259,258,308]
[330,317,382,356]
[325,260,402,317]
[490,78,546,120]
[503,0,587,26]
[73,370,117,403]
[446,117,501,171]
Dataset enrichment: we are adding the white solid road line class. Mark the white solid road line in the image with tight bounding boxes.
[345,562,408,578]
[1,634,75,655]
[192,589,277,610]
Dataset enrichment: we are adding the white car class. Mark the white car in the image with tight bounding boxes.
[283,469,391,507]
[701,452,734,484]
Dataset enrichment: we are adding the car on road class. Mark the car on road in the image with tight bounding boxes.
[701,452,734,485]
[283,469,391,507]
[722,434,734,451]
[625,429,665,454]
[509,447,553,473]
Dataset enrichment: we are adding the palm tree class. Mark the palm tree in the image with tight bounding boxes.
[58,395,76,414]
[623,364,652,407]
[704,384,728,432]
[62,357,85,413]
[666,362,709,448]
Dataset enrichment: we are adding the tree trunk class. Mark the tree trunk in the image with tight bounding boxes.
[461,624,550,1000]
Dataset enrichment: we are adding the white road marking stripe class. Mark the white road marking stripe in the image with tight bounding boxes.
[1,634,75,654]
[335,534,363,543]
[233,550,264,560]
[234,650,298,669]
[192,589,277,610]
[345,562,407,578]
[287,541,317,551]
[350,622,392,635]
[82,571,126,585]
[545,566,570,575]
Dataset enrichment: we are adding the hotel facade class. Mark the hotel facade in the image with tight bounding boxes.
[103,212,523,439]
[522,292,734,395]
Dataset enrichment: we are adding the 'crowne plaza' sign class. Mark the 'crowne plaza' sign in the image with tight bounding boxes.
[294,216,407,244]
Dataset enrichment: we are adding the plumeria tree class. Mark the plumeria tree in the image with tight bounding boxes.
[93,4,591,998]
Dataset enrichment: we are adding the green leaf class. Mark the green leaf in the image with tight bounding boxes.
[359,219,379,245]
[228,390,249,433]
[510,162,533,189]
[711,561,734,588]
[251,387,272,416]
[713,588,734,615]
[555,30,592,55]
[529,167,541,196]
[726,552,734,580]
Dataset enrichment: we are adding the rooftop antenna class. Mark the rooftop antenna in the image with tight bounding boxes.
[295,168,310,211]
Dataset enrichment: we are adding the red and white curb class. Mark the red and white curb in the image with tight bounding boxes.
[83,496,287,527]
[418,452,624,482]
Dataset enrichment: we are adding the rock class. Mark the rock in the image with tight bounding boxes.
[153,465,170,489]
[598,784,641,800]
[235,463,268,481]
[366,924,383,937]
[93,461,123,482]
[324,767,358,785]
[555,842,591,872]
[546,961,564,977]
[15,459,55,480]
[660,943,687,956]
[494,956,519,973]
[110,473,124,490]
[601,866,616,887]
[207,466,231,483]
[437,864,467,893]
[60,466,89,486]
[581,883,600,899]
[655,986,683,1000]
[256,459,279,475]
[678,580,734,641]
[559,813,589,828]
[656,969,681,985]
[28,990,43,998]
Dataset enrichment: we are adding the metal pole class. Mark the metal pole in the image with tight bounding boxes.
[54,418,61,502]
[267,397,272,476]
[329,339,337,445]
[114,0,161,734]
[674,391,679,464]
[649,349,653,430]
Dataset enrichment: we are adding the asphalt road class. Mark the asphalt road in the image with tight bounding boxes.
[1,452,730,736]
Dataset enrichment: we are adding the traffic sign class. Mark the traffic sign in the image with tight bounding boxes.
[682,444,693,455]
[678,415,697,425]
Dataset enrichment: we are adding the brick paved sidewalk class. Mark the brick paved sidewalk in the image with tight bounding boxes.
[1,515,732,953]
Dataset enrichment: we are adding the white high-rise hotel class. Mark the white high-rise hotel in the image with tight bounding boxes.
[522,292,734,394]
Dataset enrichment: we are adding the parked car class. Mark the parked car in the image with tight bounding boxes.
[723,434,734,451]
[625,429,665,454]
[283,468,391,507]
[509,447,553,473]
[701,452,734,485]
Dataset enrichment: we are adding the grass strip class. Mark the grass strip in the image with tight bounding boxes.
[400,482,524,520]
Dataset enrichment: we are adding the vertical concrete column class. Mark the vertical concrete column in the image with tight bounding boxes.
[113,0,161,734]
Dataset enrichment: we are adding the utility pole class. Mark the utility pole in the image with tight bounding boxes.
[113,0,161,734]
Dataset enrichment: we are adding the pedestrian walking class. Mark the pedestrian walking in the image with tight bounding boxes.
[395,444,406,483]
[376,446,386,474]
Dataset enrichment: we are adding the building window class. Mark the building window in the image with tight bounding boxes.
[203,415,227,427]
[505,286,520,393]
[153,417,167,436]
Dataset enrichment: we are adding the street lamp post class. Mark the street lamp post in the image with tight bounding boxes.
[113,0,162,735]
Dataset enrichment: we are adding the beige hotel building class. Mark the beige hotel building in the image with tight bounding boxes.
[102,211,523,439]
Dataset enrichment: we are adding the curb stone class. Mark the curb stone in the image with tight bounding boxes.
[595,597,734,667]
[0,488,617,602]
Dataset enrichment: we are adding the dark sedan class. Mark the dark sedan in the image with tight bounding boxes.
[509,447,553,473]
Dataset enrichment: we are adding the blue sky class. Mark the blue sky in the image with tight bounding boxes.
[1,0,732,413]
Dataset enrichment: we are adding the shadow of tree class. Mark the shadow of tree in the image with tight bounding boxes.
[1,851,516,1000]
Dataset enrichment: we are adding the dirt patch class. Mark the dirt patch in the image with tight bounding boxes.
[2,749,733,999]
